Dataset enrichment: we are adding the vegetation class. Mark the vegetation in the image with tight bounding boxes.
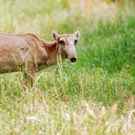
[0,0,135,134]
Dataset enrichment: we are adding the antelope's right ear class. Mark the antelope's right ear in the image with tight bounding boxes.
[75,31,80,39]
[52,32,60,40]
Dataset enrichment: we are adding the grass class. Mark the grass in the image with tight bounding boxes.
[0,0,135,134]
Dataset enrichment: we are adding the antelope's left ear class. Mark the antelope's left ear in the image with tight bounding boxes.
[52,31,60,40]
[75,31,80,39]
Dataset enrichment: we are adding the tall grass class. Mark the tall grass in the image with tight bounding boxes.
[0,0,135,134]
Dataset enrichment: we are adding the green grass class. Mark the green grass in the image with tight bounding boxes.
[35,16,135,106]
[0,0,135,134]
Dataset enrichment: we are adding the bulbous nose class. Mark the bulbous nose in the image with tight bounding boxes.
[70,57,77,63]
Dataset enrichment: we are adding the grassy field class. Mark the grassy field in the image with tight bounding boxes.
[0,0,135,135]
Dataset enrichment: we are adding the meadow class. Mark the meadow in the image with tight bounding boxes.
[0,0,135,134]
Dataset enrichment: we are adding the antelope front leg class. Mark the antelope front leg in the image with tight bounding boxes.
[22,63,36,90]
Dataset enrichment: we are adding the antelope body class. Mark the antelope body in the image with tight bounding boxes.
[0,31,80,87]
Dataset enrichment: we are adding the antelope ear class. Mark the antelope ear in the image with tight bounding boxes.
[52,32,60,40]
[75,31,80,39]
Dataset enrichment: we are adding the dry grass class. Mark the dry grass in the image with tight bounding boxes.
[0,0,135,135]
[0,89,135,135]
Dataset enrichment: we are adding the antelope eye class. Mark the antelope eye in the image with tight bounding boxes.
[59,40,65,45]
[74,39,78,45]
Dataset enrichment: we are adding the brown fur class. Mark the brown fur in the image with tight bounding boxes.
[0,31,80,88]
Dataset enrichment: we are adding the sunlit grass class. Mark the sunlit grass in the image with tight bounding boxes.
[1,90,135,135]
[0,0,135,134]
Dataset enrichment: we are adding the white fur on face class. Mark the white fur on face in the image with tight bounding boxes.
[53,31,80,60]
[64,36,77,59]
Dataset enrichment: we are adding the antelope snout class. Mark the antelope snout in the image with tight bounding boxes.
[70,57,77,63]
